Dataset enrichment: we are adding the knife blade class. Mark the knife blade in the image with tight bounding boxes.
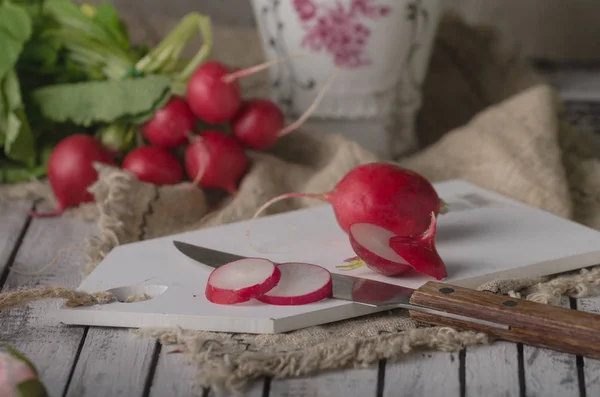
[173,240,600,360]
[173,241,508,328]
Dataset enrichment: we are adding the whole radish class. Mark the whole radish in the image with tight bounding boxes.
[186,61,242,124]
[141,96,197,148]
[184,130,249,194]
[249,162,444,238]
[122,146,184,185]
[231,98,285,150]
[31,134,116,217]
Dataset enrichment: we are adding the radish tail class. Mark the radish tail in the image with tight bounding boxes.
[221,54,305,84]
[29,206,66,218]
[278,68,340,137]
[245,192,327,253]
[439,199,449,215]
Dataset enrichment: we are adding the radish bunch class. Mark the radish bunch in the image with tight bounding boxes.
[205,259,333,306]
[36,57,322,217]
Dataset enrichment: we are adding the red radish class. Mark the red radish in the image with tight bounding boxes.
[348,223,413,277]
[345,212,447,280]
[248,163,444,240]
[122,146,184,185]
[389,212,447,280]
[31,134,115,217]
[205,258,281,304]
[186,61,242,124]
[141,97,197,148]
[231,98,285,150]
[257,262,332,305]
[184,130,249,194]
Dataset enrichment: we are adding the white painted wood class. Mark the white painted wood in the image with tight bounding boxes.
[65,328,158,397]
[465,342,520,397]
[60,180,600,334]
[522,297,580,397]
[209,379,264,397]
[0,200,30,273]
[576,296,600,396]
[149,347,203,397]
[0,212,96,397]
[269,367,378,397]
[383,351,460,397]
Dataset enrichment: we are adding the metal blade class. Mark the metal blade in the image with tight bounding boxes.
[330,273,416,307]
[173,241,245,268]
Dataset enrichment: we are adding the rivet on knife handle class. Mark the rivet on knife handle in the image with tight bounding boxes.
[409,281,600,360]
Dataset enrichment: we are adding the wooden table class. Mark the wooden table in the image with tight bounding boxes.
[2,175,600,397]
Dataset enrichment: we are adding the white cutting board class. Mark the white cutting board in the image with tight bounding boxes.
[58,180,600,333]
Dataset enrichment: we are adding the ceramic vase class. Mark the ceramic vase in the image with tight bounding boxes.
[249,0,442,122]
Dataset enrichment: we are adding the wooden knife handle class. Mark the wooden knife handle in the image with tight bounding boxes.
[408,281,600,359]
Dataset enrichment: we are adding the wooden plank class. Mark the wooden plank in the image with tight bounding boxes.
[521,297,580,397]
[209,379,264,397]
[576,296,600,396]
[0,212,96,397]
[0,200,31,279]
[269,367,378,397]
[383,351,461,397]
[65,328,159,397]
[149,347,204,397]
[464,342,520,397]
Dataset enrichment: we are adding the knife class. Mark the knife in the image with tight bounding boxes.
[173,241,600,359]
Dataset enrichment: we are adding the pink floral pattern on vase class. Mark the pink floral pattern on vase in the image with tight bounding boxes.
[293,0,391,68]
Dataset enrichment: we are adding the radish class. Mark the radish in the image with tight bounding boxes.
[389,212,447,280]
[256,262,332,305]
[121,146,184,185]
[141,96,197,148]
[186,61,242,124]
[248,163,445,240]
[348,223,413,277]
[205,258,281,304]
[184,130,249,194]
[31,134,116,217]
[345,212,447,280]
[231,98,285,150]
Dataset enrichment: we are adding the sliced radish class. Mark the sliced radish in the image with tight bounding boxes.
[389,213,448,280]
[205,258,281,304]
[348,223,413,276]
[257,262,332,306]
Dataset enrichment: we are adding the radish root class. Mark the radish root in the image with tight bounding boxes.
[278,67,341,137]
[221,54,305,84]
[190,136,208,187]
[245,192,327,253]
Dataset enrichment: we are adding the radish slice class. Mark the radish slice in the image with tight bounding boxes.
[257,262,332,306]
[349,223,413,277]
[205,258,281,304]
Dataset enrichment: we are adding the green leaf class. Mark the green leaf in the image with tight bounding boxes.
[124,88,171,125]
[93,2,130,50]
[0,2,33,79]
[1,70,35,165]
[17,379,49,397]
[32,74,172,127]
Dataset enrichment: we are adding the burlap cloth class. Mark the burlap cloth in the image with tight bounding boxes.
[3,11,600,392]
